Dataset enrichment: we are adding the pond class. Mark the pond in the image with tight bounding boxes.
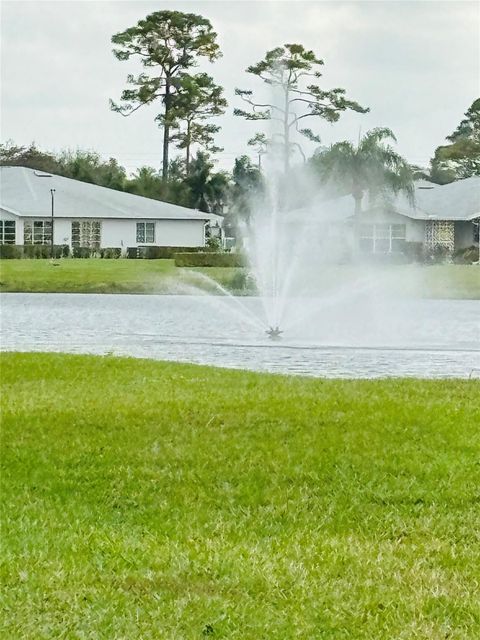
[1,293,479,378]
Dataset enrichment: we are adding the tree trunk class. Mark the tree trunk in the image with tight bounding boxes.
[185,120,191,175]
[162,77,171,181]
[283,86,290,175]
[353,191,363,257]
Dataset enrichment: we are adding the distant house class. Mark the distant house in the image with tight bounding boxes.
[288,177,480,258]
[0,166,222,251]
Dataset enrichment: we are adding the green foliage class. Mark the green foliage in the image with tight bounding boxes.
[0,142,127,191]
[167,72,227,169]
[72,246,96,258]
[174,251,246,267]
[313,128,415,213]
[0,245,22,259]
[452,245,479,265]
[235,43,368,171]
[430,99,480,182]
[111,10,222,178]
[183,152,230,213]
[2,352,480,638]
[228,155,264,228]
[1,244,70,259]
[99,247,122,259]
[205,236,223,251]
[58,150,127,190]
[128,246,205,259]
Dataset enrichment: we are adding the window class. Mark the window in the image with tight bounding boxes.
[24,220,52,244]
[0,220,16,244]
[359,223,406,253]
[71,221,101,248]
[136,222,155,244]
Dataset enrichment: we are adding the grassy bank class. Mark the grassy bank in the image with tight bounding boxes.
[0,258,479,298]
[2,352,479,638]
[0,258,242,294]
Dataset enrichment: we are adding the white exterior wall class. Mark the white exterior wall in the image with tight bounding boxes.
[0,210,23,244]
[99,218,206,248]
[0,215,206,248]
[54,219,72,245]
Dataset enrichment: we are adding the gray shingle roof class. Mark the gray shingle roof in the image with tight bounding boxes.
[0,166,216,221]
[395,176,480,220]
[288,176,480,222]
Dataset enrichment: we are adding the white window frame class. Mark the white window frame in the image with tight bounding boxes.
[0,220,16,244]
[136,222,155,244]
[71,221,102,248]
[24,220,52,245]
[359,223,406,253]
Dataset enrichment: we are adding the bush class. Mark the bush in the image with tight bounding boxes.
[174,252,247,268]
[403,242,423,263]
[452,245,479,264]
[0,245,22,259]
[99,247,122,259]
[423,244,452,265]
[127,246,205,259]
[72,246,95,258]
[227,270,256,292]
[0,245,70,259]
[205,236,223,252]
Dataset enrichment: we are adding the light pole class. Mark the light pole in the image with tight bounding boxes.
[50,188,55,259]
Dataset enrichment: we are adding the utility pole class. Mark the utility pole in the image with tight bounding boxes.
[50,189,55,259]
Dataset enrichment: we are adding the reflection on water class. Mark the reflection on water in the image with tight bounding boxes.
[1,293,479,379]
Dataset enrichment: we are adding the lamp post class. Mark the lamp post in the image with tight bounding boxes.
[50,188,55,259]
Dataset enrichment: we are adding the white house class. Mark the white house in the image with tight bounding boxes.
[0,166,222,250]
[288,177,480,258]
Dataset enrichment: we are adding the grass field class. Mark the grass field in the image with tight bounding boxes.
[1,352,479,638]
[0,259,479,298]
[0,258,241,294]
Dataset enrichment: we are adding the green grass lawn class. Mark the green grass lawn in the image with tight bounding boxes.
[2,352,479,638]
[0,258,243,294]
[0,258,479,298]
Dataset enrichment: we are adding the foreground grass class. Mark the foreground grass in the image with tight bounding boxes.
[0,259,479,298]
[1,353,479,638]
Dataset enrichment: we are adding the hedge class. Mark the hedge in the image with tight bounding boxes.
[174,252,247,268]
[127,246,205,259]
[0,245,69,259]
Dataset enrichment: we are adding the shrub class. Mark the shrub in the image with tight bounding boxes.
[72,246,95,258]
[228,271,252,291]
[423,244,452,265]
[174,252,247,268]
[127,246,205,259]
[99,247,122,259]
[205,236,223,252]
[452,245,479,264]
[403,242,423,263]
[20,244,69,259]
[0,245,22,259]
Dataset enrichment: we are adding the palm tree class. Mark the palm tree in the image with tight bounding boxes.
[314,128,414,250]
[185,152,230,214]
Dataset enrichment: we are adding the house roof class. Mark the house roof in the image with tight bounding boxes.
[288,176,480,223]
[0,166,220,222]
[395,176,480,221]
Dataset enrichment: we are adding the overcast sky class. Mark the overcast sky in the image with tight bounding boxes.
[1,0,479,175]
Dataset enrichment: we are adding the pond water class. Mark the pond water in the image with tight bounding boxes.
[1,293,479,378]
